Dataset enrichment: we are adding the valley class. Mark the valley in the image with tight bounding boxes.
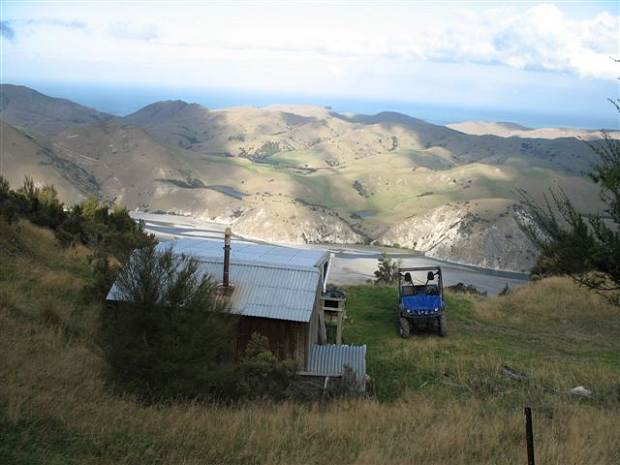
[0,84,611,272]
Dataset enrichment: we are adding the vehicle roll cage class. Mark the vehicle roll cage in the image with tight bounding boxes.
[398,266,444,300]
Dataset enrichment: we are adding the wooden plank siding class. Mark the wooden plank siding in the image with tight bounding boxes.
[237,281,324,370]
[238,315,310,368]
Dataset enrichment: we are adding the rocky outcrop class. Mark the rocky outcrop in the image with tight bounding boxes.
[232,207,363,245]
[378,203,538,272]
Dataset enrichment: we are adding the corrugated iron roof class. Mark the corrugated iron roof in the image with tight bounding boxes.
[308,344,367,384]
[160,238,329,270]
[107,238,329,323]
[193,260,320,322]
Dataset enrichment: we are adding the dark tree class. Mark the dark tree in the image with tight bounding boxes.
[99,245,237,402]
[521,105,620,294]
[374,252,401,284]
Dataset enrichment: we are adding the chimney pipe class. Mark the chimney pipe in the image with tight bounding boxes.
[223,227,231,288]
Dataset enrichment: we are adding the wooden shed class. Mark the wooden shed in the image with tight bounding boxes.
[107,236,330,369]
[106,235,366,381]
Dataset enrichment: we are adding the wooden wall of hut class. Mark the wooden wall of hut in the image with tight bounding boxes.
[237,316,309,368]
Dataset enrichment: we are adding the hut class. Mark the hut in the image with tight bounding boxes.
[106,233,366,383]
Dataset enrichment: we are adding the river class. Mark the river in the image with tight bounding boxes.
[132,212,529,295]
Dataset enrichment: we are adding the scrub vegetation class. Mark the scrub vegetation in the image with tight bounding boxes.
[1,212,618,464]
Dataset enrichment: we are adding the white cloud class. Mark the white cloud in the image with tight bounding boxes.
[108,22,159,41]
[480,5,618,78]
[1,2,617,94]
[27,18,88,30]
[134,3,616,80]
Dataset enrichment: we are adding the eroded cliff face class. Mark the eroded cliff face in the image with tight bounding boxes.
[148,197,536,271]
[377,203,538,272]
[232,207,363,245]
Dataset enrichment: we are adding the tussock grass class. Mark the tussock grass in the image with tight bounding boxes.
[1,218,619,464]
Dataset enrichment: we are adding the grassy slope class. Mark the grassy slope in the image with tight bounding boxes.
[1,219,619,465]
[345,285,619,403]
[194,146,602,230]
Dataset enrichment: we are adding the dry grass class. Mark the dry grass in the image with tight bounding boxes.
[1,219,619,464]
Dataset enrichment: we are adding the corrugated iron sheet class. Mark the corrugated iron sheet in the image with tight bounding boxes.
[107,238,327,323]
[196,260,320,322]
[308,344,367,383]
[159,238,329,270]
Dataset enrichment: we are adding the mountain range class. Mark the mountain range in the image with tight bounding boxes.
[1,83,613,271]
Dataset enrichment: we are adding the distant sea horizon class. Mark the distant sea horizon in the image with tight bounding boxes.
[7,80,618,130]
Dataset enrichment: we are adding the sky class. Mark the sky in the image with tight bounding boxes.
[0,1,619,128]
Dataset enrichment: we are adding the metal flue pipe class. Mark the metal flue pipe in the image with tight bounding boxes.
[223,227,231,288]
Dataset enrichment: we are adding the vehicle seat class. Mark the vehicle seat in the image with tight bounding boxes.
[401,285,415,296]
[425,285,439,295]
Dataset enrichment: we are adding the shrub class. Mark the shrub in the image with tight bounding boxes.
[0,176,156,261]
[83,248,118,302]
[521,103,620,294]
[12,176,66,229]
[98,245,237,402]
[374,252,400,284]
[325,365,364,398]
[62,199,156,261]
[0,176,17,224]
[233,333,298,401]
[498,283,511,296]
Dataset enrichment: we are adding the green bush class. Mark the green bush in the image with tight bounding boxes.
[98,245,237,403]
[83,248,118,302]
[234,333,298,401]
[0,176,157,263]
[374,252,400,284]
[0,176,156,261]
[8,176,66,229]
[0,176,17,224]
[521,104,620,295]
[62,198,156,261]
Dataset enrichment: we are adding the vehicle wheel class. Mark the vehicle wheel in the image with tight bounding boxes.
[399,317,411,338]
[438,314,447,337]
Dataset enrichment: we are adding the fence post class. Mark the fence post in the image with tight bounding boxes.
[524,406,535,465]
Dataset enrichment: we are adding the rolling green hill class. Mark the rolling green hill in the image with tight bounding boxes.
[0,84,610,271]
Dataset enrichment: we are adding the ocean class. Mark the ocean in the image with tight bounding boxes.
[10,80,619,130]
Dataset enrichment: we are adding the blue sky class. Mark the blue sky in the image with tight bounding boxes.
[0,1,618,128]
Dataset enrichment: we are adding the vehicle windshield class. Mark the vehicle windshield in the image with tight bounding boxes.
[401,284,439,296]
[401,270,441,297]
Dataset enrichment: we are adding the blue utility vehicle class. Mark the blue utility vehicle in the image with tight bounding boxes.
[398,267,447,337]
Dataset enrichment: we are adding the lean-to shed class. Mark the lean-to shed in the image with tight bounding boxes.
[308,344,368,390]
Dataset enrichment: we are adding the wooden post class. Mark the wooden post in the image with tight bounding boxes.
[318,304,327,344]
[524,406,535,465]
[336,311,343,345]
